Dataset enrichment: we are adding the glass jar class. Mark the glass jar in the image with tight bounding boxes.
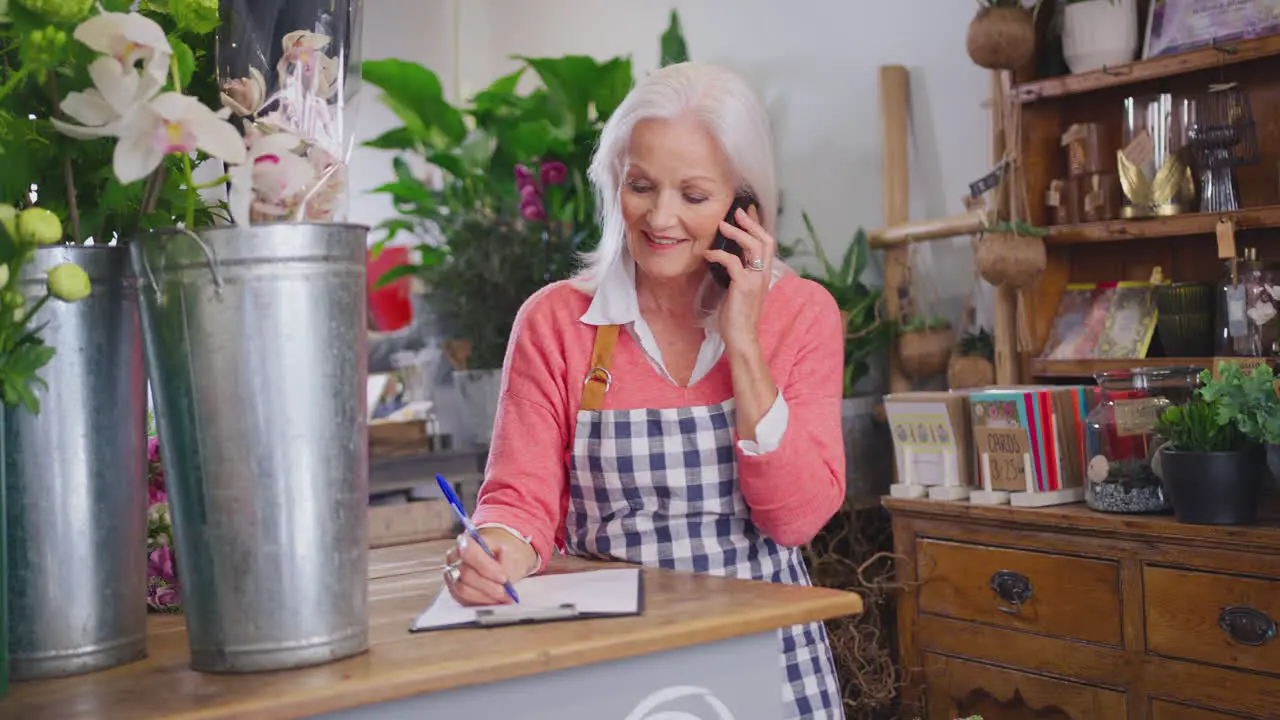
[1215,249,1280,357]
[1084,367,1203,514]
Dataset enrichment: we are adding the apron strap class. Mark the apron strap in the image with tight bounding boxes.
[580,324,621,412]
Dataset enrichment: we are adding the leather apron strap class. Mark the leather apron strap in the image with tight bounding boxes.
[580,324,621,412]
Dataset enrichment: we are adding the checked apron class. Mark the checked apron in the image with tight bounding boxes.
[565,325,844,720]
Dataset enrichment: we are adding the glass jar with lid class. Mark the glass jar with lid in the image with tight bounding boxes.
[1084,366,1203,513]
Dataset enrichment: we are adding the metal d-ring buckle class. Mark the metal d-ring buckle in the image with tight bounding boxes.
[584,366,613,392]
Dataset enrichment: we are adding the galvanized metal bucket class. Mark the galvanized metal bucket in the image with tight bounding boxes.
[5,245,149,680]
[130,223,370,673]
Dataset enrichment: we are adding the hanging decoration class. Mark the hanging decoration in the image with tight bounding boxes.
[967,0,1039,71]
[894,245,956,380]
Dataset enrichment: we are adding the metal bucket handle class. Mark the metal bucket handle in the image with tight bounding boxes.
[139,228,226,296]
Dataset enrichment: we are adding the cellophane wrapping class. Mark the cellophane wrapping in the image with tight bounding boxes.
[217,0,364,224]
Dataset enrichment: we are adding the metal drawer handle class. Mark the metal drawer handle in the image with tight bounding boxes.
[990,570,1033,615]
[1218,606,1278,647]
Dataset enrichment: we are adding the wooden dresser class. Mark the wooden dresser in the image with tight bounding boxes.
[885,498,1280,720]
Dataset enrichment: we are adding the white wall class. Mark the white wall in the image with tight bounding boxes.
[352,0,996,328]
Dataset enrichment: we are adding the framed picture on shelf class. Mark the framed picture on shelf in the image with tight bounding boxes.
[1143,0,1280,59]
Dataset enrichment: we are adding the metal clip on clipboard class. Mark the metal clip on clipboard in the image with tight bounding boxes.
[474,603,579,627]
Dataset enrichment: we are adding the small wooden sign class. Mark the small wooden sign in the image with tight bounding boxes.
[976,426,1029,492]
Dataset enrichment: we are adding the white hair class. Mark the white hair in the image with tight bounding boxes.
[573,62,781,293]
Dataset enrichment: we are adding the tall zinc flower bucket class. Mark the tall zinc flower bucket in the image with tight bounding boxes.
[130,223,370,673]
[5,245,149,680]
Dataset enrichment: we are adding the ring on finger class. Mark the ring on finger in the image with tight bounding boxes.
[443,558,463,585]
[746,256,765,271]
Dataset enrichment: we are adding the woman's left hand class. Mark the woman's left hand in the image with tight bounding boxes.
[704,206,775,352]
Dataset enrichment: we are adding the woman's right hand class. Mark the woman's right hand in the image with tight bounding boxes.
[442,527,538,606]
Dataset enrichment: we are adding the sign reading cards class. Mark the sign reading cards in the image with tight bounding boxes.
[977,426,1029,492]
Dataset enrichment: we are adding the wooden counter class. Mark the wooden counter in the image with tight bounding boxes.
[3,541,862,720]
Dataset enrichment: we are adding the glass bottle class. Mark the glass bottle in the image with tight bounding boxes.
[1215,248,1280,357]
[1084,367,1203,514]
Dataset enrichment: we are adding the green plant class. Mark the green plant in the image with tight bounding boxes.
[1198,363,1280,446]
[0,206,92,412]
[796,213,890,397]
[956,327,994,360]
[983,218,1049,237]
[1155,396,1247,453]
[898,315,950,332]
[364,12,690,369]
[1,0,230,240]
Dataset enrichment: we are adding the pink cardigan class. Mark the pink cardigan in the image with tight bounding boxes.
[471,274,847,570]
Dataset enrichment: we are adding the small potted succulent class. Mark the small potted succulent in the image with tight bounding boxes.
[897,315,955,380]
[967,0,1040,71]
[1155,364,1271,525]
[948,326,995,390]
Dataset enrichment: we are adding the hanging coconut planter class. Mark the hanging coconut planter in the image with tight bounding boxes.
[948,327,996,390]
[967,2,1038,70]
[898,318,955,380]
[975,220,1048,289]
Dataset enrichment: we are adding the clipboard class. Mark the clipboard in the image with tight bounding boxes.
[410,568,645,632]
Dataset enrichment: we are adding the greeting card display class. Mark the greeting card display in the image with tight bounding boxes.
[968,386,1095,507]
[885,392,974,501]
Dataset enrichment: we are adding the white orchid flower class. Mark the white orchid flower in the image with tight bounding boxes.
[74,11,173,85]
[277,30,339,100]
[112,93,246,184]
[229,132,316,226]
[52,56,161,140]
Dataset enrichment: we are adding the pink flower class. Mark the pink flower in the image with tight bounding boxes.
[148,436,161,464]
[149,484,166,506]
[520,198,546,222]
[148,545,175,581]
[514,164,534,186]
[540,161,568,186]
[519,183,541,202]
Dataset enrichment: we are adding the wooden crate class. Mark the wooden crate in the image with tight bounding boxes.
[368,500,455,549]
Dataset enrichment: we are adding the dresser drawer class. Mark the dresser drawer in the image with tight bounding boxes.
[1144,565,1280,676]
[1150,699,1256,720]
[917,539,1122,645]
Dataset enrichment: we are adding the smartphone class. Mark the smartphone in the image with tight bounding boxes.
[708,192,759,289]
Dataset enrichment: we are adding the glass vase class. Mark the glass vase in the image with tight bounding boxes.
[1084,367,1202,514]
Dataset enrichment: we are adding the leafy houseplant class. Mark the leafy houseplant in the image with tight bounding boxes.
[797,214,890,397]
[948,326,995,390]
[1155,365,1270,525]
[364,11,690,372]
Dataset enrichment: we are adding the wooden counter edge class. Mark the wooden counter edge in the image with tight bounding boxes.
[172,577,861,720]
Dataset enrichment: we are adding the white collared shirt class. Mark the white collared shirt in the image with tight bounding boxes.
[578,250,789,456]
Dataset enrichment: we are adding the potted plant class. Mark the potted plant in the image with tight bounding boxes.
[897,315,955,380]
[797,214,893,500]
[975,218,1048,289]
[363,13,689,445]
[948,326,995,389]
[1061,0,1138,74]
[9,0,378,676]
[967,0,1040,71]
[1155,367,1266,525]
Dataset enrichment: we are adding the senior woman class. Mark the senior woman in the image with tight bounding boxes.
[443,61,847,719]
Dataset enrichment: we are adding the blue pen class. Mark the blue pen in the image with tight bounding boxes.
[436,474,520,604]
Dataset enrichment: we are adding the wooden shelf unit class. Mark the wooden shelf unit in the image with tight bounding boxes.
[1018,24,1280,382]
[1027,356,1211,379]
[1014,33,1280,103]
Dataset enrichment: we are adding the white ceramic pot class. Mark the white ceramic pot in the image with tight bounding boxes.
[1062,0,1139,74]
[454,368,503,446]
